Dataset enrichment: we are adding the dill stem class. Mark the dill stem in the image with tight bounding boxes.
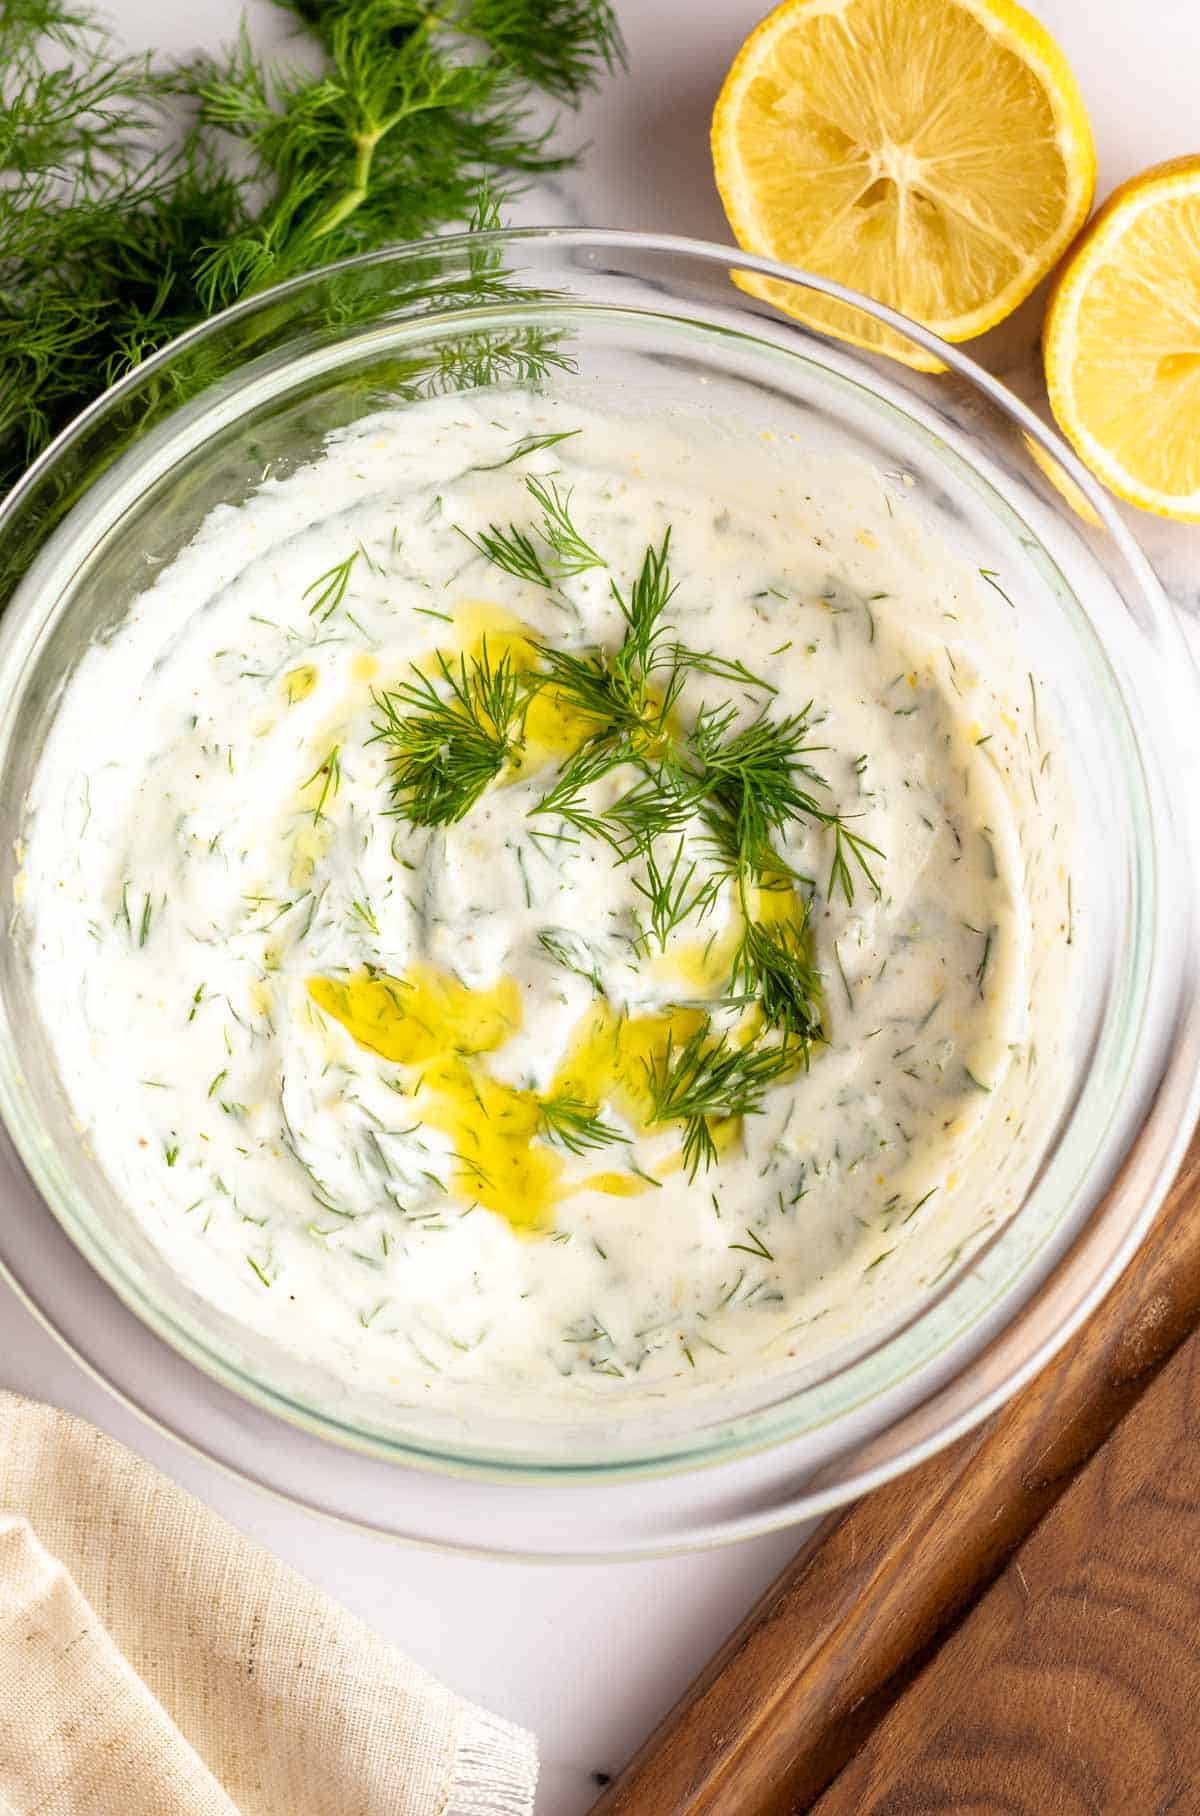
[310,115,389,239]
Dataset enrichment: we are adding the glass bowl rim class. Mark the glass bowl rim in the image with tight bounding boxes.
[1,223,1173,627]
[0,225,1196,1495]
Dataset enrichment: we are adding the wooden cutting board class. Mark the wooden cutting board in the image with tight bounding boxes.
[591,1127,1200,1815]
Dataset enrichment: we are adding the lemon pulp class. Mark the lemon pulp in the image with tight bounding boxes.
[711,0,1095,369]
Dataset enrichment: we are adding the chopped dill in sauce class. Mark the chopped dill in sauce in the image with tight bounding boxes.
[19,395,1072,1398]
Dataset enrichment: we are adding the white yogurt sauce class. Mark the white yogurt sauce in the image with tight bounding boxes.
[20,394,1073,1403]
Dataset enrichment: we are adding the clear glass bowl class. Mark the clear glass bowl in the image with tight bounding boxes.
[1,231,1198,1549]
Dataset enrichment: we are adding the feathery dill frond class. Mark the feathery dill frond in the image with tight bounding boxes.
[0,0,624,495]
[643,1024,796,1179]
[371,638,527,825]
[537,1091,626,1154]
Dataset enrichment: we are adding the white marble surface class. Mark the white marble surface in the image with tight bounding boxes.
[4,2,1199,1809]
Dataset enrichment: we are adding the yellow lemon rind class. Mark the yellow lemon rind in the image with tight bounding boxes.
[1044,154,1200,522]
[712,0,1096,366]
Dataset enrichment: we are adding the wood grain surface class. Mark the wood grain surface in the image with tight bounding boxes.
[813,1318,1200,1813]
[591,1129,1200,1816]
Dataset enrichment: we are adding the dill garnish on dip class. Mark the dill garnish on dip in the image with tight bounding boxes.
[21,397,1059,1395]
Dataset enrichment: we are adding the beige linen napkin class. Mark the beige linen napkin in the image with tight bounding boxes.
[0,1392,537,1815]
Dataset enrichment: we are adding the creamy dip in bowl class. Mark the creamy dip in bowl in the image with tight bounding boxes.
[0,233,1195,1508]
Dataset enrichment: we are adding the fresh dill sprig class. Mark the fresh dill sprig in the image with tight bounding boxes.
[465,520,554,587]
[530,649,637,739]
[371,638,527,825]
[531,730,642,842]
[0,0,624,495]
[689,703,883,905]
[644,1025,796,1180]
[527,528,685,839]
[464,0,625,101]
[463,472,604,584]
[532,530,677,720]
[526,477,605,575]
[827,819,884,906]
[537,1092,626,1155]
[303,551,359,623]
[610,528,679,688]
[670,647,776,694]
[630,837,719,954]
[602,765,697,855]
[526,529,868,907]
[732,910,823,1046]
[476,427,582,470]
[517,514,881,1044]
[191,3,622,305]
[689,704,826,876]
